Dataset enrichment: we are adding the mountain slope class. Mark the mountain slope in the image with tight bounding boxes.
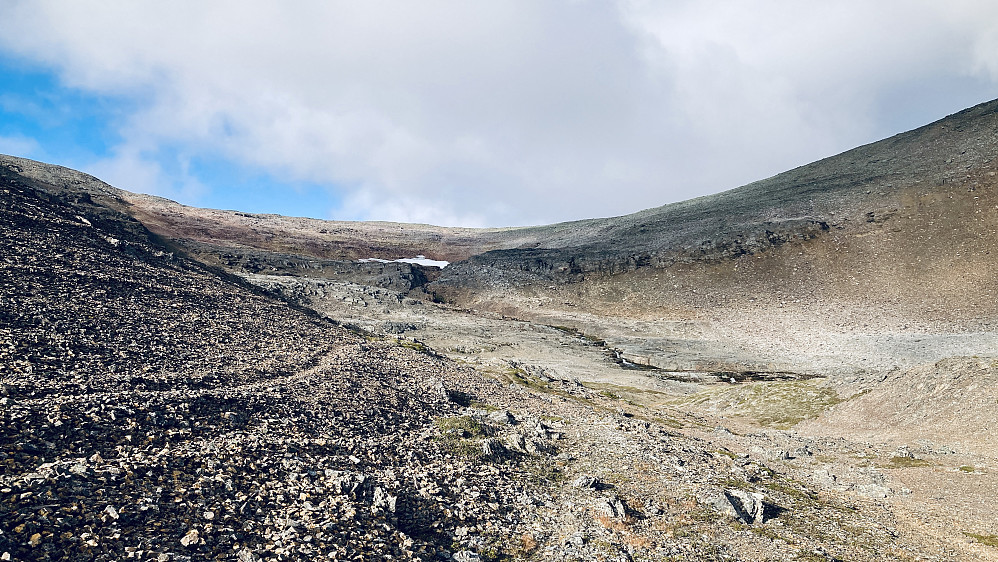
[5,100,998,560]
[4,156,938,562]
[436,98,998,285]
[5,99,998,378]
[425,98,998,375]
[0,156,554,560]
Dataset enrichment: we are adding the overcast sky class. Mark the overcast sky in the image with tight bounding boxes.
[1,1,997,226]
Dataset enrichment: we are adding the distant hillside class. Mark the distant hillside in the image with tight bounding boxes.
[434,98,998,290]
[423,99,998,375]
[4,98,998,376]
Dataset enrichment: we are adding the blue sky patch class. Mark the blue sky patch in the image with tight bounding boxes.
[0,55,127,162]
[0,54,343,220]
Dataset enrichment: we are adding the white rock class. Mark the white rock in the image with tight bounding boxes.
[180,529,200,547]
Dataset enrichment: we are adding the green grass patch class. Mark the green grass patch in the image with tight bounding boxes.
[883,456,932,469]
[581,382,670,399]
[763,478,822,507]
[434,415,487,438]
[447,440,485,460]
[434,416,488,460]
[547,324,606,346]
[964,532,998,547]
[959,465,976,473]
[494,366,615,415]
[398,339,431,353]
[504,367,549,392]
[470,401,499,413]
[748,525,784,542]
[665,380,845,429]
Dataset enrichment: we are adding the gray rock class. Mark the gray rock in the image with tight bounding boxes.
[179,529,200,547]
[856,483,892,499]
[452,551,482,562]
[372,486,398,512]
[236,549,260,562]
[482,438,508,458]
[710,489,767,524]
[596,495,627,518]
[505,433,527,453]
[487,409,516,425]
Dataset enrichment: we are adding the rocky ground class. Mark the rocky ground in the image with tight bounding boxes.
[2,152,988,562]
[4,98,998,561]
[0,153,941,562]
[242,271,998,561]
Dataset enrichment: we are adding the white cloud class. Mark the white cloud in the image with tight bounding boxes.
[0,134,40,158]
[86,147,206,203]
[339,189,488,228]
[1,1,997,226]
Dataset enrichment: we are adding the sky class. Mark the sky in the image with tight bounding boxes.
[1,1,997,227]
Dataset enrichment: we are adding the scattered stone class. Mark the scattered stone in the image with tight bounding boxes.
[572,475,601,490]
[481,438,508,458]
[487,409,516,425]
[236,549,260,562]
[596,495,627,518]
[710,489,767,524]
[180,529,200,547]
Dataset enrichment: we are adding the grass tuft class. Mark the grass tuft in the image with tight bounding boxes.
[434,415,487,438]
[964,532,998,547]
[883,456,932,469]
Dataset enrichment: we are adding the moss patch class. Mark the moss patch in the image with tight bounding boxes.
[434,415,487,438]
[434,416,488,460]
[398,339,431,353]
[883,456,932,469]
[665,380,845,429]
[470,401,500,413]
[964,532,998,547]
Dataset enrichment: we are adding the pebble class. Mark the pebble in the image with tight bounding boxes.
[180,529,200,547]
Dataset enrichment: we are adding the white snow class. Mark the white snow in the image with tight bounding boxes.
[359,254,449,268]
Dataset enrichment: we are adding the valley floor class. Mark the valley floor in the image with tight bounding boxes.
[249,273,998,561]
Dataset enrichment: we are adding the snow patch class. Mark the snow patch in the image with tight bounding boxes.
[359,255,449,268]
